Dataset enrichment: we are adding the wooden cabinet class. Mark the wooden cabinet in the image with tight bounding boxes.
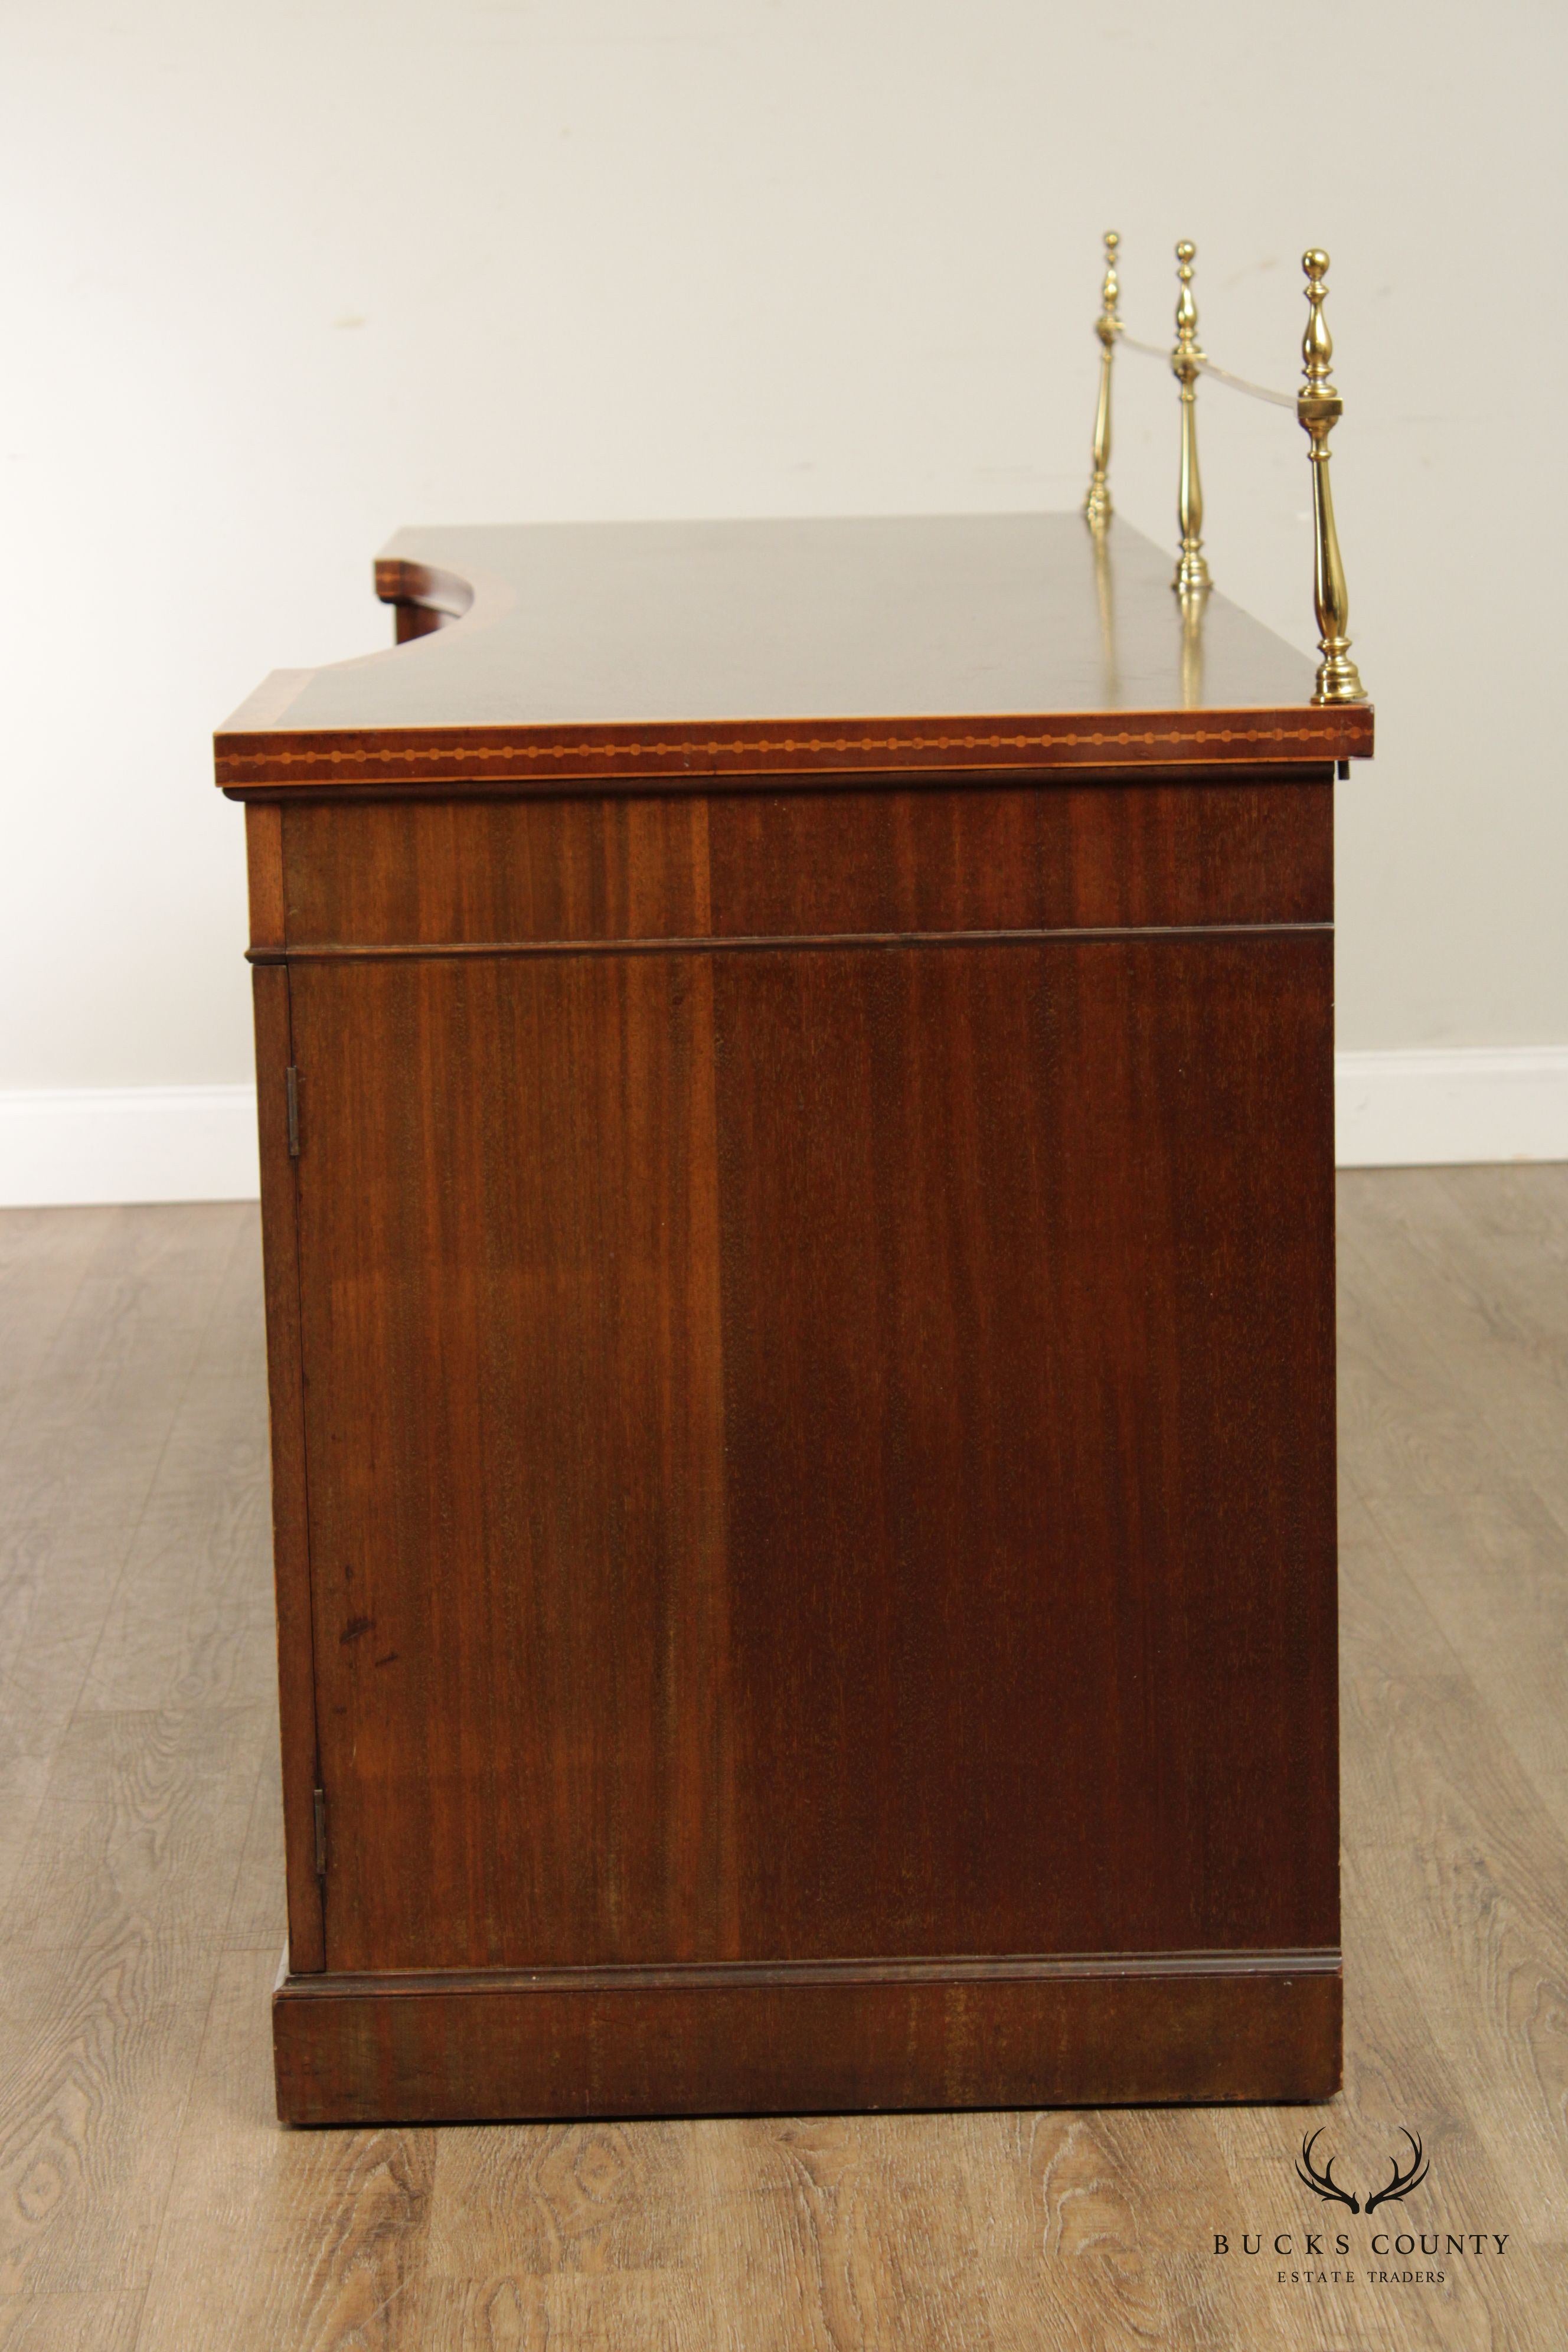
[219,513,1371,2124]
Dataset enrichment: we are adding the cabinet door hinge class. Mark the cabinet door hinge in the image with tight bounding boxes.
[313,1785,328,1877]
[285,1065,300,1158]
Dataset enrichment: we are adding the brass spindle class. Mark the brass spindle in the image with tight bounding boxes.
[1171,241,1211,596]
[1092,518,1119,699]
[1180,581,1206,708]
[1296,251,1367,704]
[1084,231,1121,531]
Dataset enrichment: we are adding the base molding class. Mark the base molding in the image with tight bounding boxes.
[1335,1044,1568,1167]
[0,1083,259,1207]
[272,1947,1342,2124]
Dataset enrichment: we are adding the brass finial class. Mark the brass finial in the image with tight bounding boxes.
[1171,240,1211,597]
[1084,230,1121,531]
[1296,250,1367,704]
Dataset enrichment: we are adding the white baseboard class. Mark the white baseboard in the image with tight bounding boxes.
[1334,1046,1568,1168]
[0,1085,260,1208]
[1,1052,1565,1206]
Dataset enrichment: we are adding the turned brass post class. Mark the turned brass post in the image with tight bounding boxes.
[1092,519,1119,700]
[1296,250,1367,704]
[1180,580,1206,708]
[1084,230,1121,531]
[1171,241,1210,597]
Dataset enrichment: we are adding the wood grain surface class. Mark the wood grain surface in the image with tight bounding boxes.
[214,515,1374,791]
[252,706,1343,2118]
[272,775,1331,952]
[233,508,1351,2129]
[1,1178,1564,2345]
[272,1959,1341,2126]
[281,934,1334,1993]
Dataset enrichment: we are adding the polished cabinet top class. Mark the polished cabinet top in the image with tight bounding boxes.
[216,512,1372,793]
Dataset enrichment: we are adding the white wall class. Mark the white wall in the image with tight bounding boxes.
[2,0,1565,1192]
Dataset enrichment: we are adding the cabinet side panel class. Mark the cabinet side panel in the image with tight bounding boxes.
[282,795,712,948]
[278,775,1329,947]
[251,963,325,1971]
[707,775,1332,936]
[282,930,1335,1977]
[713,932,1338,1959]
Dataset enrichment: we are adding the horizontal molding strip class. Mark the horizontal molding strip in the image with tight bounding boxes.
[283,1946,1342,2001]
[253,919,1331,965]
[215,705,1371,792]
[5,1047,1566,1204]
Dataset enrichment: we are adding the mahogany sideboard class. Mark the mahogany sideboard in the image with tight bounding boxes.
[216,513,1373,2125]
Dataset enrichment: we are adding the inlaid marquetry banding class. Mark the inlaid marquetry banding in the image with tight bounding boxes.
[216,707,1371,792]
[237,725,1342,764]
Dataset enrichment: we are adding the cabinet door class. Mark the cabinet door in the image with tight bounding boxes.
[289,930,1336,1974]
[289,952,730,1973]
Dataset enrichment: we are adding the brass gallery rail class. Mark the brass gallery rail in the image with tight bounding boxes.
[1082,234,1367,710]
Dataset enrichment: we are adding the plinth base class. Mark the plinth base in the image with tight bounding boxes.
[273,1947,1341,2125]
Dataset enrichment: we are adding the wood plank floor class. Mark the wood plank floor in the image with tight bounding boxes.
[0,1172,1563,2349]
